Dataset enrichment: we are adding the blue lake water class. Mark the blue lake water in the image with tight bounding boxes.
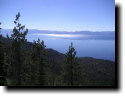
[26,34,115,61]
[1,31,115,61]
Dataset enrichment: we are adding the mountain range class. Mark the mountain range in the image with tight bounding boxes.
[1,29,115,40]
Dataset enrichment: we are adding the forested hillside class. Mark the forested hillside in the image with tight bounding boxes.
[0,13,115,87]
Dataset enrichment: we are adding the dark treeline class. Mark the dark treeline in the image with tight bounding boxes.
[0,13,115,86]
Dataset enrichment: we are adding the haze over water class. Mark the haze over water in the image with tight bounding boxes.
[26,31,115,61]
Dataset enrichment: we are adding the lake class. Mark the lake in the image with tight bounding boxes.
[26,34,115,61]
[1,30,115,61]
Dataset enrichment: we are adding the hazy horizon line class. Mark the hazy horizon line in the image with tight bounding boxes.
[1,28,115,32]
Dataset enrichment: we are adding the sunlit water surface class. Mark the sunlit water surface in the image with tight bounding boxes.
[26,34,115,61]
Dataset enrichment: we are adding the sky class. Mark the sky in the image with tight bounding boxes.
[0,0,115,31]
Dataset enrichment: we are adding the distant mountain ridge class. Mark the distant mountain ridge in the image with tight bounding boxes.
[1,29,115,40]
[1,29,115,34]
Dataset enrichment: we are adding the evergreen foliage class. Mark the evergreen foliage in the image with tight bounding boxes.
[7,12,28,86]
[31,39,47,86]
[60,42,81,86]
[0,22,6,85]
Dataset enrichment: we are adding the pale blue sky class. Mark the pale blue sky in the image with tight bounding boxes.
[0,0,115,31]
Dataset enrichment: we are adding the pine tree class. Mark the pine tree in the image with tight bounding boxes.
[7,12,28,86]
[60,42,81,86]
[32,38,47,86]
[45,58,58,86]
[0,22,5,85]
